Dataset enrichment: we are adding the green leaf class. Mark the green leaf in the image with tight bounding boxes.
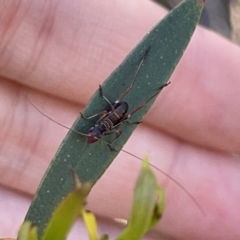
[116,156,165,240]
[25,0,205,238]
[81,209,99,240]
[81,209,109,240]
[17,222,38,240]
[41,178,91,240]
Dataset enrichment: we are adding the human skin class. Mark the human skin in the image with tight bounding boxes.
[1,0,240,239]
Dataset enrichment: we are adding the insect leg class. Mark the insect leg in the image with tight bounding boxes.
[80,82,118,121]
[103,129,123,151]
[99,85,115,112]
[81,47,151,121]
[116,47,151,103]
[80,110,108,121]
[125,82,170,121]
[26,95,90,137]
[80,85,116,121]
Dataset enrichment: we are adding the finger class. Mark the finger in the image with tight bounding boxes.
[0,186,30,238]
[0,0,166,103]
[0,80,81,194]
[89,124,240,239]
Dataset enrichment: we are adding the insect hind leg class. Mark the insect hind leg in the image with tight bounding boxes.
[127,82,170,118]
[80,85,114,121]
[80,110,108,121]
[98,85,115,112]
[116,47,151,103]
[92,47,151,113]
[102,129,123,151]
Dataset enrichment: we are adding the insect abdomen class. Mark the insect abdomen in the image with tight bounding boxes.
[100,102,128,131]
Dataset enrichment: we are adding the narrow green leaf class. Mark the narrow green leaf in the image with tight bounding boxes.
[41,182,91,240]
[82,209,99,240]
[116,157,165,240]
[25,1,205,238]
[17,222,38,240]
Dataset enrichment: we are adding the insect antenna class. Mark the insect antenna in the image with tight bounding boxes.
[25,94,89,137]
[25,95,205,216]
[121,149,205,216]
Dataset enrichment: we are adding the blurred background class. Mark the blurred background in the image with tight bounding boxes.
[153,0,240,45]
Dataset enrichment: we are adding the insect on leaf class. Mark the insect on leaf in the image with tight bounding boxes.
[25,0,205,238]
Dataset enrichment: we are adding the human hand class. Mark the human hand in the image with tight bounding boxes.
[1,1,240,239]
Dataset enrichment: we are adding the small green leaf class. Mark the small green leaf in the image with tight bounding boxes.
[116,156,165,240]
[82,209,99,240]
[41,180,91,240]
[17,222,38,240]
[81,208,109,240]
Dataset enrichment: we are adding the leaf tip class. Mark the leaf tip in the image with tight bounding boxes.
[142,154,150,168]
[199,0,206,5]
